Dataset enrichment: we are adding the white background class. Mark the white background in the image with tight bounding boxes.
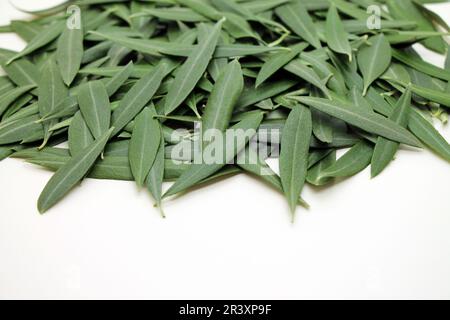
[1,0,450,300]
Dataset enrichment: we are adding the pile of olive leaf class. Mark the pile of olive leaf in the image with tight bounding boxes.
[0,0,449,216]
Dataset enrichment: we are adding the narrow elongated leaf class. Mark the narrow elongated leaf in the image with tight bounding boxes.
[275,3,321,49]
[256,43,308,88]
[214,45,285,58]
[0,85,35,117]
[311,108,334,144]
[0,77,14,96]
[68,111,94,156]
[1,102,38,125]
[82,41,113,65]
[0,58,40,90]
[80,64,151,78]
[357,34,391,95]
[284,59,330,98]
[392,48,450,82]
[164,19,224,115]
[7,20,65,64]
[407,83,450,108]
[24,150,189,182]
[330,0,370,20]
[139,7,209,22]
[91,31,283,58]
[409,110,450,161]
[111,61,168,136]
[0,146,13,162]
[129,106,161,187]
[202,60,244,136]
[146,134,165,212]
[2,92,33,120]
[38,58,68,147]
[293,96,421,147]
[77,81,111,140]
[0,115,43,145]
[221,12,260,40]
[236,145,310,208]
[386,0,446,53]
[39,96,78,122]
[38,127,114,213]
[381,63,412,84]
[105,61,133,96]
[325,5,352,61]
[371,89,412,178]
[57,23,84,86]
[164,111,264,198]
[243,0,290,14]
[237,79,296,110]
[279,105,312,214]
[307,150,337,186]
[10,20,42,42]
[320,141,374,179]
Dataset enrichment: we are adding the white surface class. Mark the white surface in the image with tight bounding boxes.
[1,1,450,300]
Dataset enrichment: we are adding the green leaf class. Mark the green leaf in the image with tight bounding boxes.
[0,146,14,162]
[408,110,450,162]
[38,127,114,214]
[407,83,450,108]
[10,20,43,42]
[311,108,334,144]
[357,34,391,95]
[307,150,337,186]
[256,43,308,88]
[7,20,65,65]
[146,134,165,212]
[0,114,43,145]
[284,59,331,98]
[320,141,374,179]
[275,3,321,49]
[293,96,421,147]
[38,58,69,148]
[164,111,264,198]
[237,79,296,110]
[111,61,168,136]
[279,105,312,215]
[68,111,94,156]
[105,61,133,97]
[56,23,84,86]
[325,5,352,61]
[371,89,412,178]
[392,48,450,82]
[0,56,40,90]
[140,7,209,22]
[202,60,244,136]
[129,106,161,187]
[164,19,224,115]
[77,81,111,140]
[0,85,36,117]
[386,0,446,54]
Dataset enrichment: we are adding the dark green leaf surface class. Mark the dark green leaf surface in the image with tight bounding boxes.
[164,19,224,115]
[77,81,111,140]
[294,96,420,147]
[129,106,161,187]
[57,23,84,86]
[371,89,412,178]
[279,105,312,214]
[38,127,114,213]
